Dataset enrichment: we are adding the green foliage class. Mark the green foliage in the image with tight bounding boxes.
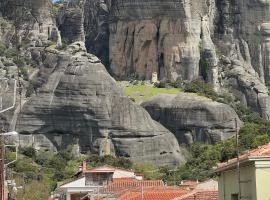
[183,80,218,100]
[132,80,139,85]
[26,82,36,97]
[87,154,133,169]
[199,59,209,80]
[0,42,7,55]
[123,83,180,103]
[4,48,17,59]
[20,146,36,159]
[0,17,10,29]
[171,116,270,182]
[154,80,182,89]
[169,80,182,88]
[5,150,16,164]
[154,81,166,88]
[134,163,164,180]
[14,157,39,181]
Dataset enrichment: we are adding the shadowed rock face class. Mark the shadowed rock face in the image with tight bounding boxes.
[0,0,58,42]
[15,43,185,166]
[142,94,241,144]
[57,1,85,43]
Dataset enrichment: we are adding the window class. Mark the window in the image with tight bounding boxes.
[231,194,238,200]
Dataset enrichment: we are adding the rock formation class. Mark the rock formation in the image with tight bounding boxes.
[108,0,215,81]
[13,42,185,166]
[3,0,270,165]
[0,0,60,45]
[57,0,85,43]
[82,0,270,119]
[142,94,241,144]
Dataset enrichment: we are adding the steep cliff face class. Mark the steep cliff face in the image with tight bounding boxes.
[14,42,185,166]
[84,0,110,67]
[108,0,217,82]
[88,0,270,119]
[215,0,270,118]
[57,0,85,43]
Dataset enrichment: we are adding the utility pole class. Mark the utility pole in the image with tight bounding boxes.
[235,118,241,200]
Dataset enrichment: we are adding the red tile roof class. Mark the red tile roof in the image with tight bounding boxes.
[100,180,164,193]
[174,190,218,200]
[118,187,188,200]
[113,178,135,182]
[215,143,270,171]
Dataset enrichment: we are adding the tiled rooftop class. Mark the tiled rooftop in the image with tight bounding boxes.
[99,180,164,193]
[174,190,218,200]
[215,143,270,171]
[118,187,188,200]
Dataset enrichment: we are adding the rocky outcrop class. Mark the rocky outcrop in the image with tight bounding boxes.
[83,0,110,67]
[0,0,60,45]
[142,94,240,144]
[14,42,185,166]
[57,0,85,43]
[109,0,205,81]
[215,0,270,119]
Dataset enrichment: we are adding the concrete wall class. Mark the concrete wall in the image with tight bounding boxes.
[255,160,270,200]
[218,163,257,200]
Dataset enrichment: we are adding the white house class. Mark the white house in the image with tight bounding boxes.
[53,162,142,200]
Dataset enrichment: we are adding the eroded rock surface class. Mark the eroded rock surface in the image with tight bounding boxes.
[57,0,85,43]
[0,0,60,44]
[108,0,205,81]
[15,42,185,166]
[142,94,240,144]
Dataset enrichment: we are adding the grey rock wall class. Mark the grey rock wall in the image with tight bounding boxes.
[14,42,185,166]
[142,94,241,144]
[0,0,59,44]
[57,0,85,43]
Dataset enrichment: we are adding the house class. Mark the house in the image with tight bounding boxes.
[173,179,218,200]
[179,180,199,191]
[54,162,142,200]
[214,143,270,200]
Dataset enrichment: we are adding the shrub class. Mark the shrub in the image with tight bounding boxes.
[134,163,164,180]
[169,80,182,88]
[199,59,209,80]
[4,48,17,58]
[14,157,39,180]
[0,42,6,55]
[26,82,35,97]
[20,146,36,159]
[87,154,133,169]
[154,81,166,88]
[132,80,139,85]
[183,80,218,100]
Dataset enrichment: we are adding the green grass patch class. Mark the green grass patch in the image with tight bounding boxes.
[123,84,181,103]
